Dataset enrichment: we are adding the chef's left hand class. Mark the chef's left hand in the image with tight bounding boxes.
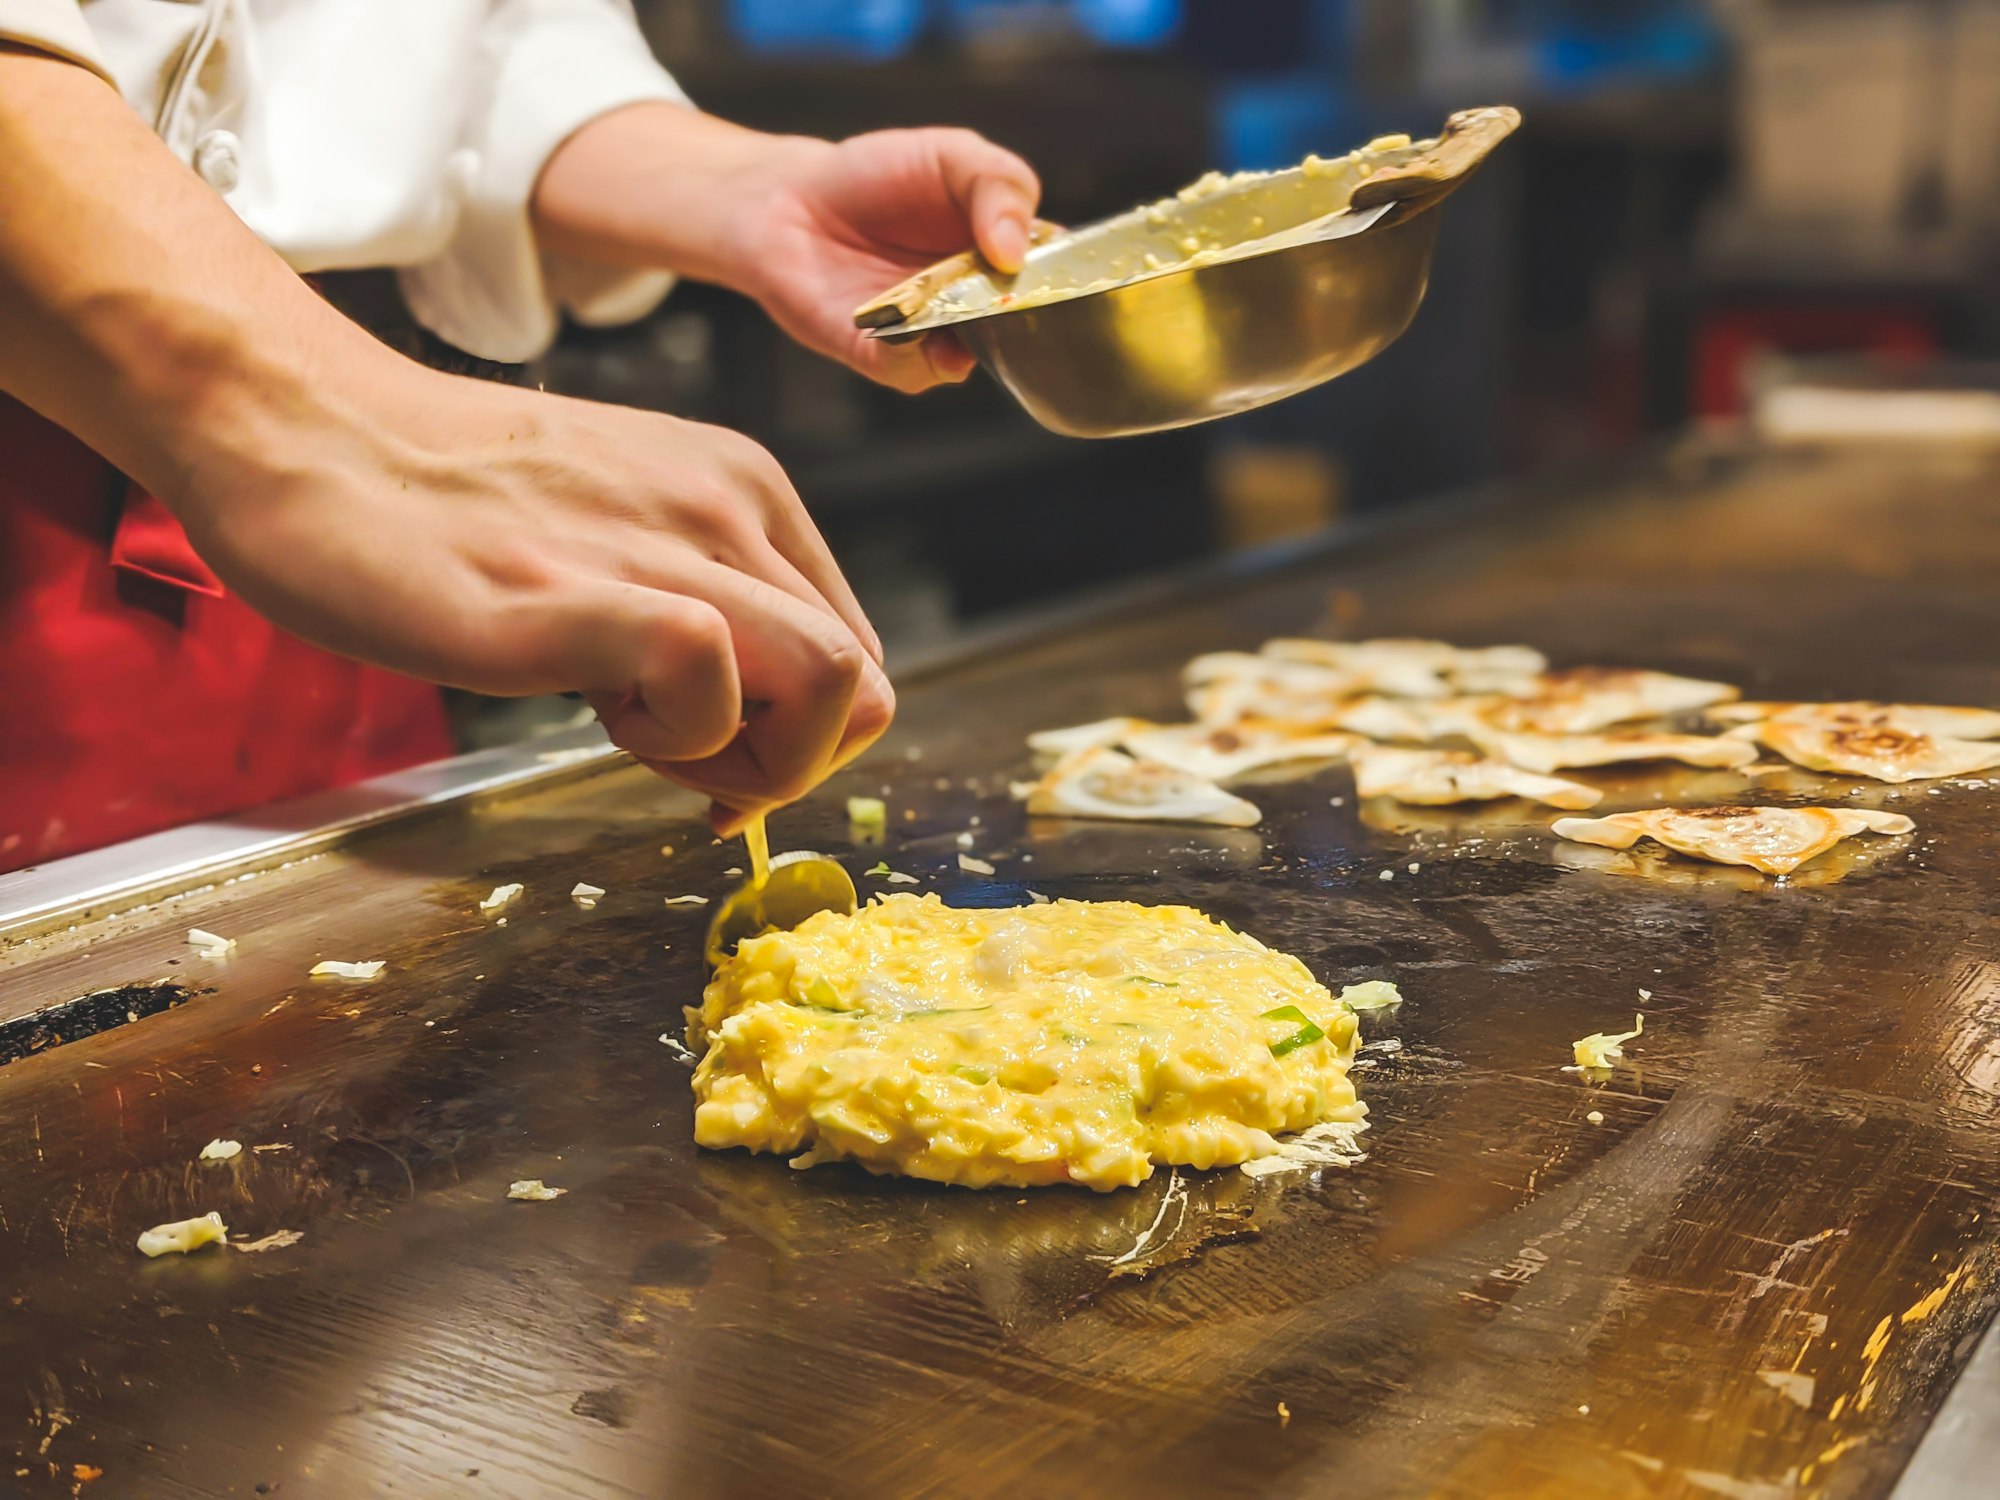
[535,110,1041,394]
[730,128,1042,393]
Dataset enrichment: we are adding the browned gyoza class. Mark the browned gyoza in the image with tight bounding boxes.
[1740,717,2000,784]
[1551,805,1915,876]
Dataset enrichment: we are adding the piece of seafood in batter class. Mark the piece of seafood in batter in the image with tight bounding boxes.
[1551,805,1914,876]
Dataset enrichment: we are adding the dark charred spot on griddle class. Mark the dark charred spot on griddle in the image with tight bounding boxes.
[570,1388,632,1428]
[0,982,198,1069]
[633,1236,719,1289]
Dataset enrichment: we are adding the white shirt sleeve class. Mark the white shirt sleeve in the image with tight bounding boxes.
[0,0,113,80]
[397,0,688,364]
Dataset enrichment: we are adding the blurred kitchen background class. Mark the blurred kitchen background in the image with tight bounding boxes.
[469,0,2000,744]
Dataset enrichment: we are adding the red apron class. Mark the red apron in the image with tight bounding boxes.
[0,396,453,873]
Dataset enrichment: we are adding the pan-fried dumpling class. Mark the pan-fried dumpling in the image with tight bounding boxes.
[1258,640,1450,698]
[1186,677,1350,728]
[1262,637,1547,687]
[1026,716,1152,756]
[1349,745,1602,809]
[1183,652,1365,693]
[1480,668,1739,733]
[1470,725,1757,774]
[1025,746,1262,828]
[1122,719,1359,781]
[1551,805,1914,876]
[1209,692,1492,741]
[1025,716,1357,780]
[1320,696,1441,742]
[1734,717,2000,783]
[1708,701,2000,741]
[1184,640,1546,721]
[1183,679,1438,741]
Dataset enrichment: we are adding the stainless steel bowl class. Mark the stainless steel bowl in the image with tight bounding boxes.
[855,107,1520,439]
[951,206,1440,438]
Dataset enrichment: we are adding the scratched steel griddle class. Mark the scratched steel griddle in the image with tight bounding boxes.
[3,443,2000,1500]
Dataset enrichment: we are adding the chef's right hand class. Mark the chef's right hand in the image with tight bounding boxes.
[180,361,893,833]
[2,45,890,831]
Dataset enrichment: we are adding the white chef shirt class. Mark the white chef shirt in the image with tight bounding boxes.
[0,0,687,361]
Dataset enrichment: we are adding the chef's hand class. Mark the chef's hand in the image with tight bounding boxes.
[185,366,893,835]
[535,108,1042,393]
[0,47,890,834]
[724,128,1042,393]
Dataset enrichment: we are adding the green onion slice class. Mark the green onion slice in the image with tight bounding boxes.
[1261,1005,1325,1057]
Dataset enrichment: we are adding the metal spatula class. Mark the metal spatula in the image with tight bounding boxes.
[704,818,856,971]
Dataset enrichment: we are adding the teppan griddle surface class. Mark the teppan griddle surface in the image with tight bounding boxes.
[4,444,1999,1499]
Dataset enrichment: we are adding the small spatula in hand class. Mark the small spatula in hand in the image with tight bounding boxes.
[703,815,857,971]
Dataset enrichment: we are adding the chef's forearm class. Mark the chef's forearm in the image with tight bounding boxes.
[530,100,821,295]
[0,45,381,511]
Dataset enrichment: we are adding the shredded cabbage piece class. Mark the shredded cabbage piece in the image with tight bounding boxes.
[1339,980,1403,1012]
[507,1179,567,1202]
[137,1211,227,1258]
[309,960,385,980]
[1567,1013,1644,1071]
[479,883,523,912]
[233,1230,304,1254]
[198,1139,242,1163]
[1240,1119,1370,1178]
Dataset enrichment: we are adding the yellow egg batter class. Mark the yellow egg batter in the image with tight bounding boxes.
[688,893,1377,1191]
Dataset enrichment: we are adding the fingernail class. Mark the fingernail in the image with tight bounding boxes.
[860,659,897,726]
[990,212,1029,273]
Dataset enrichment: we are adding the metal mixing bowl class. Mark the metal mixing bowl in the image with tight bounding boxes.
[857,108,1519,439]
[949,206,1439,438]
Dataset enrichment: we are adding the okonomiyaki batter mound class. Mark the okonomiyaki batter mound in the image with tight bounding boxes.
[688,894,1366,1191]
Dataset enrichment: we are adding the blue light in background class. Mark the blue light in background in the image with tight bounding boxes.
[1213,77,1356,174]
[727,0,925,59]
[1075,0,1181,48]
[1537,9,1720,93]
